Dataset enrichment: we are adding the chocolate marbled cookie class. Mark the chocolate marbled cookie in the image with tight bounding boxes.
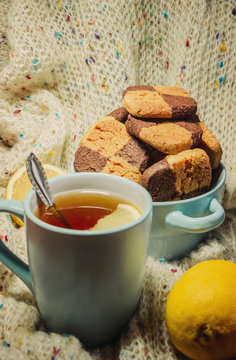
[74,116,151,183]
[107,107,129,123]
[125,114,203,154]
[122,85,197,118]
[141,148,212,201]
[197,122,222,169]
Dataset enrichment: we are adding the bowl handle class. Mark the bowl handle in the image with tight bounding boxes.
[165,198,225,233]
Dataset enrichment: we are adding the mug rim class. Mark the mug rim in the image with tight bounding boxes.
[152,161,226,206]
[24,172,153,235]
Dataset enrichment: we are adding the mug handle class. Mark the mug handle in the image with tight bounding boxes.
[165,198,225,234]
[0,200,33,292]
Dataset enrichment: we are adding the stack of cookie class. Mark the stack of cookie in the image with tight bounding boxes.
[74,85,222,202]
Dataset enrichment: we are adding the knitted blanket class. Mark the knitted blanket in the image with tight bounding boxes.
[0,0,235,359]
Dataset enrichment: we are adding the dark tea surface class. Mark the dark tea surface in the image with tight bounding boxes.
[35,190,140,230]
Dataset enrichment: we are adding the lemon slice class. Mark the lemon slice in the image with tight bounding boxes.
[91,203,142,231]
[5,163,66,226]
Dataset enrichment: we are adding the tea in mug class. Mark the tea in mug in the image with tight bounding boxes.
[35,190,142,230]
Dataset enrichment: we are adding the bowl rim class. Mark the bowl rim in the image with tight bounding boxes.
[72,159,226,207]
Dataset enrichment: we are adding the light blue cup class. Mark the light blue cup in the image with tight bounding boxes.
[0,172,152,347]
[149,163,226,260]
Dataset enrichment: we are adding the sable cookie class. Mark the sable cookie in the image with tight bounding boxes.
[197,122,222,169]
[125,115,203,154]
[74,116,151,183]
[122,85,197,119]
[150,149,167,163]
[107,107,129,123]
[153,86,190,97]
[141,148,212,201]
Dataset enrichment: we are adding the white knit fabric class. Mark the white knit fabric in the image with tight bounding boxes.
[0,0,235,359]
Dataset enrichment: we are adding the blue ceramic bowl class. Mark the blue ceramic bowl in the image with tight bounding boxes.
[149,163,226,260]
[72,160,226,261]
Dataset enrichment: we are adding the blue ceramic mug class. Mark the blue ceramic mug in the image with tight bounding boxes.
[0,172,152,347]
[149,163,226,260]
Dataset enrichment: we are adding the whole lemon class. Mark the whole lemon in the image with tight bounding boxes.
[165,260,236,360]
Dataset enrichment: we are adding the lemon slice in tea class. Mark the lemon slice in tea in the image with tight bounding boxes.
[91,203,141,231]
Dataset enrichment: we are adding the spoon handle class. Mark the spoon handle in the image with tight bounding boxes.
[48,206,72,229]
[26,153,72,229]
[26,153,54,208]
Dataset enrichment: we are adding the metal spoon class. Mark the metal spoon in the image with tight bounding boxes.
[26,152,72,229]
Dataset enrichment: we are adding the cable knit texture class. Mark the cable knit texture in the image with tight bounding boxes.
[0,0,235,359]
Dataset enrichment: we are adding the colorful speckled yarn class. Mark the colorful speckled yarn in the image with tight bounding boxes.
[0,1,235,359]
